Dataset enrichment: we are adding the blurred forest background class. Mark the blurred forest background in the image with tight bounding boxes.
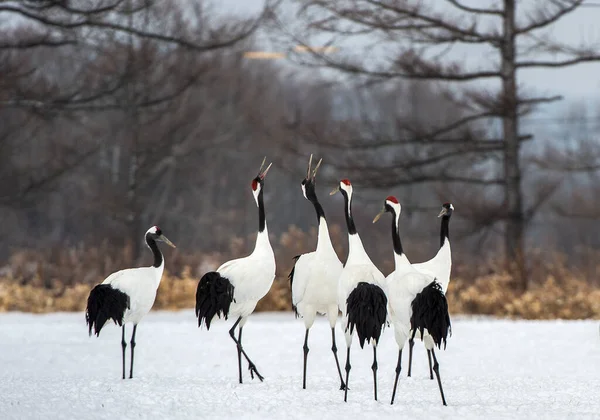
[1,0,600,318]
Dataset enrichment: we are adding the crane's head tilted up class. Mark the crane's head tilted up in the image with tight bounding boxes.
[145,225,176,248]
[251,156,273,207]
[301,154,323,200]
[372,196,401,223]
[438,202,454,218]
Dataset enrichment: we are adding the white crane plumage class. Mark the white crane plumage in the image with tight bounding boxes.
[407,202,454,379]
[85,225,176,379]
[289,155,345,390]
[195,158,276,383]
[373,196,450,406]
[411,203,454,292]
[331,179,387,402]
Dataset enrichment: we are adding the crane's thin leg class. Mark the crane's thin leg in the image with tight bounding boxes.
[302,328,309,389]
[229,317,264,382]
[343,347,351,402]
[390,349,402,405]
[129,325,137,379]
[431,349,447,406]
[121,326,127,380]
[330,328,346,390]
[407,337,415,377]
[228,317,243,384]
[237,327,243,384]
[427,350,434,380]
[371,345,378,401]
[238,325,264,381]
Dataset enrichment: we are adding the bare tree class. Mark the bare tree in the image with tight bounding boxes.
[532,101,600,224]
[0,0,276,241]
[272,0,600,289]
[0,0,275,109]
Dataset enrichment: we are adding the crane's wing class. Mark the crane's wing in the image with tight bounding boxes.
[410,262,437,280]
[412,246,452,293]
[101,269,128,286]
[290,252,315,313]
[217,256,246,274]
[340,264,386,302]
[217,255,275,304]
[100,267,155,315]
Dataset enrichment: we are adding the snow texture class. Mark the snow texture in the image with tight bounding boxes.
[1,311,599,419]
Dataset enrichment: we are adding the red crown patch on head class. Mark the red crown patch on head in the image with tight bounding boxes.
[251,179,258,191]
[386,196,398,204]
[341,179,351,186]
[443,202,450,206]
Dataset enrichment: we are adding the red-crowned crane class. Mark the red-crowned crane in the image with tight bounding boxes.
[408,203,454,379]
[289,155,345,390]
[330,179,387,402]
[85,226,176,379]
[195,158,276,383]
[373,196,451,406]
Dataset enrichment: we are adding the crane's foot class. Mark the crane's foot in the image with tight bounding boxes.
[248,362,264,382]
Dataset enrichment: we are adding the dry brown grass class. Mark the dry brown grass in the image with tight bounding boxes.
[447,273,600,319]
[1,226,599,319]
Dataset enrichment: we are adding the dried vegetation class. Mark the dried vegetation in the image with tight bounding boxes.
[1,227,599,320]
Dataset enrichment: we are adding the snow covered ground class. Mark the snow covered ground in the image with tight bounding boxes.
[1,311,599,420]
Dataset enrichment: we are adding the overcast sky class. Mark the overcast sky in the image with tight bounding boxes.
[217,0,600,115]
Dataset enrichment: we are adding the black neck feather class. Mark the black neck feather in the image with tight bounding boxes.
[258,188,266,233]
[341,189,357,235]
[391,209,403,256]
[146,234,163,268]
[307,188,326,223]
[440,215,450,248]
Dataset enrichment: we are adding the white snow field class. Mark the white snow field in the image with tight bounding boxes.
[1,311,599,420]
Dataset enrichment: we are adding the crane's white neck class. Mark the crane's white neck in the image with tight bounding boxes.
[253,225,273,255]
[347,232,372,264]
[316,216,336,254]
[437,237,451,258]
[393,251,411,273]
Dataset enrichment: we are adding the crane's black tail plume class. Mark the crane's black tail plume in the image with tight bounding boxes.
[85,284,130,337]
[196,271,235,330]
[288,255,301,318]
[410,281,452,349]
[346,282,388,348]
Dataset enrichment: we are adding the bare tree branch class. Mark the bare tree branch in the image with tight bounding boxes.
[0,0,278,53]
[444,0,504,16]
[517,55,600,68]
[515,0,584,34]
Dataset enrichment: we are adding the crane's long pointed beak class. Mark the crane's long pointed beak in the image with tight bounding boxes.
[312,158,322,179]
[329,185,340,196]
[160,235,176,248]
[260,162,273,179]
[259,156,266,173]
[373,207,386,224]
[307,154,313,178]
[438,208,448,218]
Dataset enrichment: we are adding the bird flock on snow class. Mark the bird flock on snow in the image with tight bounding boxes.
[85,155,454,406]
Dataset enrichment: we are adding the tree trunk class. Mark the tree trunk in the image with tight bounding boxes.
[126,0,143,264]
[502,0,527,291]
[127,149,141,262]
